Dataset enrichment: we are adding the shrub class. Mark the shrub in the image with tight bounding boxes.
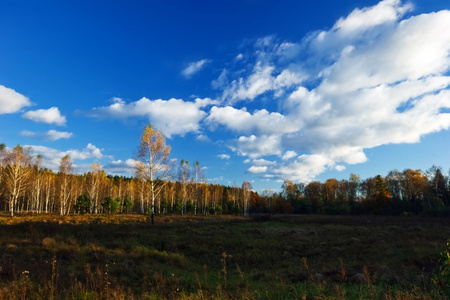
[122,197,134,213]
[434,240,450,297]
[420,197,448,217]
[102,196,120,214]
[74,194,91,214]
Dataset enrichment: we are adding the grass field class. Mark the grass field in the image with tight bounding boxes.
[0,213,449,299]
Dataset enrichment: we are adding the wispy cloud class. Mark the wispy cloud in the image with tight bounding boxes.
[46,130,73,141]
[207,0,450,182]
[182,59,211,78]
[21,129,73,141]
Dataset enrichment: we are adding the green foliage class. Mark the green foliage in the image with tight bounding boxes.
[74,194,91,214]
[232,204,241,215]
[324,202,351,215]
[185,200,194,213]
[102,196,120,214]
[208,205,223,215]
[434,240,450,297]
[122,197,134,213]
[172,201,182,213]
[292,197,312,214]
[420,197,448,217]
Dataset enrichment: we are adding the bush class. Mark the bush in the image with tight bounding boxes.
[102,196,120,214]
[420,197,448,217]
[324,203,351,215]
[74,194,91,214]
[434,240,450,297]
[186,200,194,213]
[122,197,134,213]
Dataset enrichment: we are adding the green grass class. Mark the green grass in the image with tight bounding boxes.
[0,213,448,299]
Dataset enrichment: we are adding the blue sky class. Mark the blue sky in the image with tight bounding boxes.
[1,0,450,192]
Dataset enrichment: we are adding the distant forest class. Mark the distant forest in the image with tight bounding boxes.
[1,143,449,217]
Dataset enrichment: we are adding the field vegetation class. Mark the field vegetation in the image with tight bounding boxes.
[1,213,449,299]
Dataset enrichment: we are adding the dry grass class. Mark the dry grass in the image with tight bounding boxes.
[0,213,448,299]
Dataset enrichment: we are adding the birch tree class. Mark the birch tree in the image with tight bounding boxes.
[87,163,102,213]
[31,154,43,213]
[0,143,6,202]
[178,159,190,215]
[3,145,33,217]
[58,155,73,216]
[242,180,252,217]
[135,125,171,224]
[194,160,205,215]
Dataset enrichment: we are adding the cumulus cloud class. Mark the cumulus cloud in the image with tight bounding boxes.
[282,150,297,160]
[103,159,138,176]
[331,0,413,33]
[89,97,218,137]
[208,0,450,182]
[22,107,66,125]
[247,165,267,174]
[251,158,277,166]
[27,143,105,172]
[182,59,211,78]
[206,106,299,134]
[272,154,334,182]
[0,85,31,114]
[232,135,282,158]
[217,154,230,160]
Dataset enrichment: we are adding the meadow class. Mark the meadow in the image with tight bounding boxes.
[0,213,449,299]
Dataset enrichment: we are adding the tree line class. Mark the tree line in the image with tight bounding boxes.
[1,123,449,218]
[261,168,449,217]
[0,143,254,217]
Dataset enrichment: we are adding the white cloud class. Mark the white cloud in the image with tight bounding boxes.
[27,143,106,172]
[20,129,73,141]
[0,85,31,114]
[206,106,299,134]
[332,0,413,33]
[232,135,282,158]
[282,150,297,160]
[221,61,304,103]
[22,107,66,126]
[272,154,333,183]
[196,134,211,142]
[90,97,218,137]
[103,159,137,176]
[182,59,211,78]
[20,130,36,138]
[211,69,229,90]
[209,1,450,182]
[217,154,230,160]
[46,130,73,141]
[247,165,267,174]
[245,158,276,175]
[251,158,276,166]
[335,165,346,171]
